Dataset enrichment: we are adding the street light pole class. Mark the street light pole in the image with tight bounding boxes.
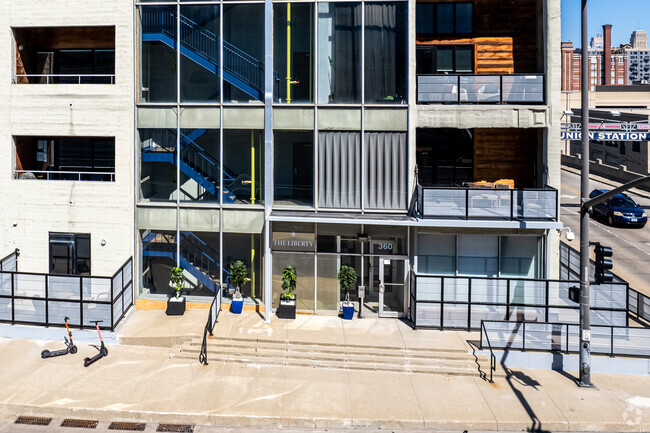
[579,0,594,388]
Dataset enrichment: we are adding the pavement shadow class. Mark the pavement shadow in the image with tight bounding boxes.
[466,340,489,382]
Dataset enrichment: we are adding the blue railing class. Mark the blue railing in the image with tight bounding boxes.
[142,8,279,101]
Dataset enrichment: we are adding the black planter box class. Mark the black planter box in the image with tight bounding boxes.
[276,297,296,319]
[166,296,186,316]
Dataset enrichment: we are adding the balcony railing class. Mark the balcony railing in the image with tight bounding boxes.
[417,74,544,104]
[15,170,115,182]
[418,186,557,220]
[13,74,115,84]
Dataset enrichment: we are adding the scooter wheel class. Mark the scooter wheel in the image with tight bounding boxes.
[84,358,90,367]
[41,350,50,358]
[70,345,78,354]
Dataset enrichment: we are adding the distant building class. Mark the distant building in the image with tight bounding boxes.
[631,30,649,49]
[590,33,603,49]
[561,25,628,91]
[627,49,650,84]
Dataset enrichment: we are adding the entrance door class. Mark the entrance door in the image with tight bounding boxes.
[378,257,407,318]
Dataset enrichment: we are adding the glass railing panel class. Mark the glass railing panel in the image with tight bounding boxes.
[515,190,557,219]
[459,75,500,103]
[417,75,458,103]
[467,189,511,218]
[422,188,466,217]
[502,75,544,103]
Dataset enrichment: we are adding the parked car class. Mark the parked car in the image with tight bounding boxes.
[588,189,647,227]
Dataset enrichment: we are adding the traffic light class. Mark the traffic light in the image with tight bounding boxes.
[594,243,613,284]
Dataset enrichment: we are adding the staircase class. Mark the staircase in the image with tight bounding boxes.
[142,231,232,295]
[141,129,237,203]
[141,7,280,101]
[171,335,495,377]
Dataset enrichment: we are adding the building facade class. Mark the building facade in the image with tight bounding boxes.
[3,0,562,325]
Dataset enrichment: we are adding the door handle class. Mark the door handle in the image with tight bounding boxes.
[379,283,384,294]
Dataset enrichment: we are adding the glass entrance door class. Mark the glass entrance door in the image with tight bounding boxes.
[378,257,407,318]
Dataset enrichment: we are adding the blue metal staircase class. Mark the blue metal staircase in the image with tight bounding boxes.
[141,7,280,101]
[142,231,231,294]
[141,128,236,203]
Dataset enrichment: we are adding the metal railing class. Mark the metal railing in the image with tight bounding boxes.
[14,170,115,182]
[560,241,650,326]
[419,186,558,221]
[481,320,650,358]
[13,74,115,84]
[0,256,133,331]
[199,290,221,365]
[480,321,497,383]
[0,250,19,272]
[411,273,628,330]
[417,74,544,104]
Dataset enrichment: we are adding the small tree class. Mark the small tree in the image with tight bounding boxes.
[337,265,357,304]
[281,265,297,300]
[170,266,185,299]
[229,260,248,299]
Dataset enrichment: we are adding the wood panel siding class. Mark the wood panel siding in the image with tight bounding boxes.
[473,128,539,188]
[416,0,541,73]
[416,37,514,75]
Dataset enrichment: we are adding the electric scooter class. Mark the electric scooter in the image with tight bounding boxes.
[83,320,108,367]
[41,316,77,358]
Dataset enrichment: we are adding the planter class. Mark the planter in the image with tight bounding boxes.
[166,296,186,316]
[342,302,355,320]
[277,296,296,319]
[231,297,244,314]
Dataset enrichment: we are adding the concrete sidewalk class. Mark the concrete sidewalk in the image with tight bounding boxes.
[0,311,649,431]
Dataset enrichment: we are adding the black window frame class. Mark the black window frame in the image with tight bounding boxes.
[49,232,91,276]
[416,2,474,37]
[416,44,475,74]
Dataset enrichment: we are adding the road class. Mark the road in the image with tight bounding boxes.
[560,166,650,296]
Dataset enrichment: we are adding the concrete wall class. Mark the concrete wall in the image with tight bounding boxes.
[0,0,134,275]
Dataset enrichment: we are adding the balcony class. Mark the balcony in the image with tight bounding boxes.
[417,185,557,220]
[417,74,544,104]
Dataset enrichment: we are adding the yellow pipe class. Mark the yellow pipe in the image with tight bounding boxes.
[250,130,256,204]
[286,3,292,104]
[251,235,256,299]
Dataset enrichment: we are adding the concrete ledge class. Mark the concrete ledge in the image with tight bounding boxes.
[135,299,265,313]
[562,154,650,194]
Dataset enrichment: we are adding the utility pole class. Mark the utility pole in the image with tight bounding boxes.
[578,0,593,388]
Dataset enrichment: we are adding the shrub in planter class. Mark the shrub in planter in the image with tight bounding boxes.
[166,266,186,316]
[229,260,248,314]
[338,265,357,320]
[277,265,297,319]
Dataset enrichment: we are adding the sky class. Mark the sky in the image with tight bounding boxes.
[561,0,650,48]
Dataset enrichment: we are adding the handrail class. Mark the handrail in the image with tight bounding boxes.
[480,320,497,383]
[14,170,115,182]
[199,291,221,365]
[13,74,115,84]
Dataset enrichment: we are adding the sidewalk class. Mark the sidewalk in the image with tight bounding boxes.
[0,310,649,431]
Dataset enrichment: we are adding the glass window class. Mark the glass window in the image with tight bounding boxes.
[455,46,473,73]
[179,231,220,297]
[179,128,220,203]
[223,4,265,103]
[180,5,220,103]
[273,3,314,104]
[317,2,362,104]
[364,2,408,104]
[436,4,454,34]
[316,254,340,311]
[415,4,434,34]
[457,235,498,277]
[417,234,455,275]
[273,131,314,207]
[139,125,178,203]
[455,3,473,33]
[366,226,407,255]
[272,253,315,311]
[223,129,264,205]
[140,230,176,296]
[500,236,541,279]
[49,233,91,276]
[223,233,262,300]
[317,223,362,254]
[139,6,178,102]
[416,128,474,187]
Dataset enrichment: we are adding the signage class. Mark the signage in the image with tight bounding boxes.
[357,285,365,298]
[561,131,649,142]
[272,231,315,252]
[372,240,395,254]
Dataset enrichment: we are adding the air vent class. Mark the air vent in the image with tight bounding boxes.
[61,419,99,429]
[15,416,52,426]
[156,424,194,433]
[108,422,147,431]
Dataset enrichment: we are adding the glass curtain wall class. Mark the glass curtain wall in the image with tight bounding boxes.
[179,128,220,203]
[223,129,264,205]
[140,6,178,102]
[180,5,220,102]
[273,131,314,207]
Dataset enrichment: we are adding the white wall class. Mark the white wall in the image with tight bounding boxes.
[0,0,134,276]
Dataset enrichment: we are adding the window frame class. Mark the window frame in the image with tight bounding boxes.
[415,2,474,37]
[416,44,475,74]
[49,232,91,276]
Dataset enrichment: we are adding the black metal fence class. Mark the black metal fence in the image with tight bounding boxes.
[560,241,650,326]
[480,320,650,358]
[410,273,628,330]
[200,289,222,365]
[0,256,133,331]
